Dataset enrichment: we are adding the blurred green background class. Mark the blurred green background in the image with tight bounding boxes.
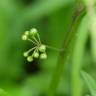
[0,0,96,96]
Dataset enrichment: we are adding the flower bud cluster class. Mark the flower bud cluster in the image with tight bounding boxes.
[22,28,47,62]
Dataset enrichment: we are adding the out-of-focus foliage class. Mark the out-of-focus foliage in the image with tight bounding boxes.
[0,0,96,96]
[81,71,96,96]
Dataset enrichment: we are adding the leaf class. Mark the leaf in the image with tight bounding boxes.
[81,71,96,96]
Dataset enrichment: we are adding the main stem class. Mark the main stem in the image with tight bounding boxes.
[47,3,83,96]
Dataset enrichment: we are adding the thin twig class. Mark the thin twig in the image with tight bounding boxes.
[27,38,38,45]
[32,36,40,45]
[27,47,37,53]
[36,33,42,44]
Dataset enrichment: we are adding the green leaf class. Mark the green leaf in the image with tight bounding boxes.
[81,71,96,96]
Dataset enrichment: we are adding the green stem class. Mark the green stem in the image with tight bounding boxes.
[46,45,63,52]
[71,16,89,96]
[47,3,84,96]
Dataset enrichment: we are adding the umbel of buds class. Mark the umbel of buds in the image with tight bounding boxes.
[22,28,47,62]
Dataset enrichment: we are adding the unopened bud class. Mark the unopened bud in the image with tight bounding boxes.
[27,56,33,62]
[33,52,39,58]
[22,35,27,40]
[23,52,28,57]
[30,28,38,35]
[39,44,46,52]
[40,53,47,59]
[25,31,29,35]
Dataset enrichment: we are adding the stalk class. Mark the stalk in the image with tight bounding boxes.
[47,2,84,96]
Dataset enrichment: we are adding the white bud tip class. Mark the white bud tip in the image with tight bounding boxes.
[39,45,46,52]
[25,31,29,35]
[33,52,39,58]
[30,28,38,35]
[27,56,33,62]
[22,35,27,40]
[23,52,28,57]
[40,53,47,59]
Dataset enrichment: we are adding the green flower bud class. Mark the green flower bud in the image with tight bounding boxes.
[25,31,29,35]
[22,35,27,40]
[33,52,39,58]
[30,28,38,35]
[39,44,46,52]
[27,56,33,62]
[40,53,47,59]
[23,52,28,57]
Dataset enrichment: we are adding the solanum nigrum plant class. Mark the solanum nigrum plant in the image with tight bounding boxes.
[21,0,96,96]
